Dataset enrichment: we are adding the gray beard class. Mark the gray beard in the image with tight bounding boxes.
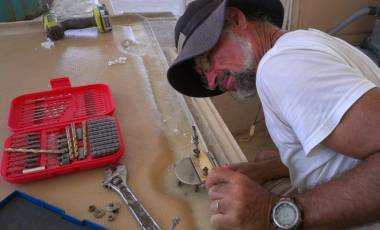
[232,69,257,99]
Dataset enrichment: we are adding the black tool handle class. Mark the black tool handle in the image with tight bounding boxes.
[60,17,96,30]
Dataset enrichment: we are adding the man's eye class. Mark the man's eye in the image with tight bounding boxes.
[205,54,212,67]
[194,66,203,75]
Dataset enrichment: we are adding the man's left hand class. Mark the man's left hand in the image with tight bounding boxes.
[205,166,278,230]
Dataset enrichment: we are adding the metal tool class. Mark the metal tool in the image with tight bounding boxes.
[191,126,200,157]
[169,217,181,230]
[46,154,71,166]
[103,165,161,230]
[43,3,111,41]
[174,125,218,191]
[23,94,71,104]
[71,123,79,159]
[5,148,66,154]
[22,101,68,113]
[65,126,74,160]
[8,157,40,166]
[23,166,45,174]
[11,143,41,149]
[11,133,40,143]
[22,105,65,116]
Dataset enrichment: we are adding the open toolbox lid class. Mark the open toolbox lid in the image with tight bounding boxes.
[8,77,115,132]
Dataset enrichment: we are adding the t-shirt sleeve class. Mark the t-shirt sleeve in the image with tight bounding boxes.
[257,49,376,156]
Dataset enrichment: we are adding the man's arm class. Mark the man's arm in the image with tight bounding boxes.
[227,151,289,184]
[298,88,380,229]
[298,152,380,229]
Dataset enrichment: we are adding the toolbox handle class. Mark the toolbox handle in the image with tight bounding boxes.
[50,77,72,90]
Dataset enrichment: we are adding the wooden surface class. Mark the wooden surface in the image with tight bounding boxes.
[0,15,213,230]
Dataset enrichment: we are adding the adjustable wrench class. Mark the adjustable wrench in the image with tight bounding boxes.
[103,165,161,230]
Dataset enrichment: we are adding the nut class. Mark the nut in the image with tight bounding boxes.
[106,202,121,213]
[107,211,116,221]
[93,208,105,218]
[88,205,96,213]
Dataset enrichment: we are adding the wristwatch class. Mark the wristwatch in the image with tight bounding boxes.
[270,197,303,230]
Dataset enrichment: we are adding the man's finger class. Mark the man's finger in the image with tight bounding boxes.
[209,198,232,215]
[210,213,234,230]
[205,167,238,190]
[208,183,227,200]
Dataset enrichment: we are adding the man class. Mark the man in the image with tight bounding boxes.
[167,0,380,229]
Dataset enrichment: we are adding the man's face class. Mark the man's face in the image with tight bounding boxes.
[194,30,257,98]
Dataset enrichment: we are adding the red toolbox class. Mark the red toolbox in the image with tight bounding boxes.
[1,77,125,183]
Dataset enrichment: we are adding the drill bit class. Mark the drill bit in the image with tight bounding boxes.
[5,148,66,154]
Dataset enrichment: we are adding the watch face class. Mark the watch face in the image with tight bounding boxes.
[274,202,298,228]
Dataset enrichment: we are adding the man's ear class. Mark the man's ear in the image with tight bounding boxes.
[225,7,248,31]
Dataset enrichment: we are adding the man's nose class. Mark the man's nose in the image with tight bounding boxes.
[206,69,220,90]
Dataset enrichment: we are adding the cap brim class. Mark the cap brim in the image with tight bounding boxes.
[167,0,227,97]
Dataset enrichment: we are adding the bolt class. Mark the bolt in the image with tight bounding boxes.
[202,167,209,176]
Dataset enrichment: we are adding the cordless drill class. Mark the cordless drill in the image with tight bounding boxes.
[43,3,112,41]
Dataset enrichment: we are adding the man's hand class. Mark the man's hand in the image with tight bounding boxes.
[227,150,289,184]
[205,167,278,230]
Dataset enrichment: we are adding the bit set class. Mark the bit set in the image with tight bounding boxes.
[2,77,124,183]
[88,117,120,158]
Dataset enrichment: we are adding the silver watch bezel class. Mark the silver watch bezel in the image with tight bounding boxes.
[271,198,301,230]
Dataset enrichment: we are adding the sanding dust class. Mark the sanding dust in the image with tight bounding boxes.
[108,57,127,66]
[41,38,55,49]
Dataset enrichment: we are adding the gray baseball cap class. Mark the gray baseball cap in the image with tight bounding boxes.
[167,0,284,97]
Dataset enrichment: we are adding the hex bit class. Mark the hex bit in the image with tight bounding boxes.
[87,124,115,131]
[89,134,119,143]
[88,120,116,128]
[88,128,118,137]
[90,139,119,148]
[77,147,85,160]
[87,131,118,139]
[46,155,70,166]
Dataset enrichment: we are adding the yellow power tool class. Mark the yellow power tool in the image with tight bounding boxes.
[43,3,111,41]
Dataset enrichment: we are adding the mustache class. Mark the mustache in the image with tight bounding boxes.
[214,68,257,99]
[231,69,257,99]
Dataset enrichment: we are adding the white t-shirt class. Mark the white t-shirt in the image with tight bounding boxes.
[256,29,380,192]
